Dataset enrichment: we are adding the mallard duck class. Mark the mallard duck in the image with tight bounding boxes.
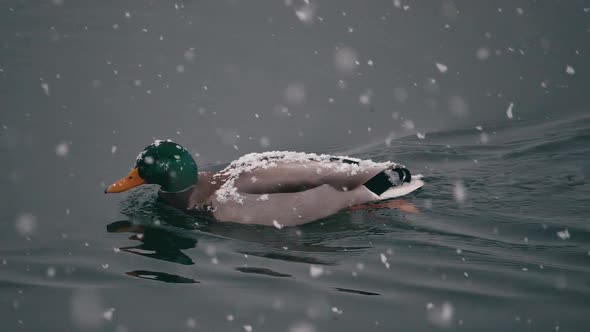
[105,140,423,227]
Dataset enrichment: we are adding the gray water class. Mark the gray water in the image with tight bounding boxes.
[1,1,589,331]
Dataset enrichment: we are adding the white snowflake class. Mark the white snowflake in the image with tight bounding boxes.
[436,62,448,73]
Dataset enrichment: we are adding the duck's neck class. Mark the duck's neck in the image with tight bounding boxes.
[158,172,224,211]
[157,184,196,211]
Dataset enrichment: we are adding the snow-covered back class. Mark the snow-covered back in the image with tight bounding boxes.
[214,151,396,204]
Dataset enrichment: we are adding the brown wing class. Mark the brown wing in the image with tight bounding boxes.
[231,161,385,194]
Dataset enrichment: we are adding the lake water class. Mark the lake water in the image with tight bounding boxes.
[1,1,589,331]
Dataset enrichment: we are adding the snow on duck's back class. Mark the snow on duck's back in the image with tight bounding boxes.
[213,151,397,203]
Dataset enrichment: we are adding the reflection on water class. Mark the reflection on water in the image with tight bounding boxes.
[126,270,199,284]
[235,250,335,266]
[107,220,197,265]
[334,288,380,296]
[107,186,390,283]
[234,267,291,278]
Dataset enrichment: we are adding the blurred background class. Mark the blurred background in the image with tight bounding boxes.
[1,1,589,331]
[1,0,587,165]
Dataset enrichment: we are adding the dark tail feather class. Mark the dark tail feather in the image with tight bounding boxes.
[363,167,411,196]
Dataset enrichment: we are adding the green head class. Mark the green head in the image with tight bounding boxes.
[106,140,198,193]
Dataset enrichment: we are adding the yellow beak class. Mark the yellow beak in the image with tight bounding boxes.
[105,167,145,193]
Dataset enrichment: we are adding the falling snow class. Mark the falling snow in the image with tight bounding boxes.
[309,265,324,278]
[506,102,514,119]
[272,220,284,229]
[294,2,316,24]
[41,82,50,96]
[400,120,414,130]
[55,142,69,156]
[380,253,390,269]
[427,301,455,328]
[103,308,115,321]
[557,229,570,240]
[359,90,373,105]
[259,136,270,148]
[331,306,343,314]
[435,62,448,73]
[453,181,466,202]
[476,47,491,60]
[46,266,56,278]
[15,213,37,236]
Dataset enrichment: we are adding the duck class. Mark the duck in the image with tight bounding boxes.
[105,140,423,227]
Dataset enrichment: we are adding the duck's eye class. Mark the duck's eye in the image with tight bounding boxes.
[128,176,133,180]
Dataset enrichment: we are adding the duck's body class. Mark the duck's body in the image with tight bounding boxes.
[106,142,421,227]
